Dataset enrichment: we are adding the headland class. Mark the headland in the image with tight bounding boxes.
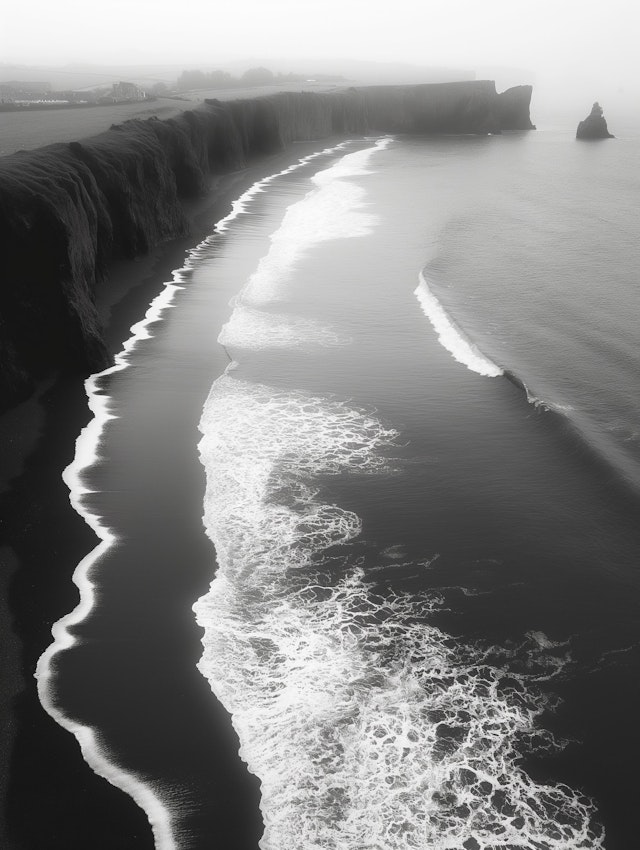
[0,81,534,413]
[0,81,534,847]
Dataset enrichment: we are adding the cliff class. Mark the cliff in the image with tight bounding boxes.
[576,102,614,139]
[496,85,536,131]
[359,81,534,134]
[0,83,534,411]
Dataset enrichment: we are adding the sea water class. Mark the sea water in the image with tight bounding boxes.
[40,128,640,849]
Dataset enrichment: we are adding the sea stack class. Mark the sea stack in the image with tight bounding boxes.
[576,102,614,139]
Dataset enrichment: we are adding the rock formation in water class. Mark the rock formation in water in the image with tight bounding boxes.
[576,102,614,139]
[0,83,535,411]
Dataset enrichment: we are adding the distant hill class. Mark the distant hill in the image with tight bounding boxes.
[0,63,180,90]
[0,59,475,92]
[219,57,475,85]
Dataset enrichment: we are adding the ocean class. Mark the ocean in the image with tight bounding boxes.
[36,125,640,849]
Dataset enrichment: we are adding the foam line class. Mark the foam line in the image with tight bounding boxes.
[193,373,604,849]
[239,137,391,308]
[193,139,602,844]
[217,136,391,351]
[414,271,503,377]
[190,144,604,849]
[218,305,343,350]
[35,138,366,848]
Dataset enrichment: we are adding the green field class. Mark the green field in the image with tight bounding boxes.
[0,83,336,156]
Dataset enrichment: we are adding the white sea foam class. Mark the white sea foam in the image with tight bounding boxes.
[195,375,397,581]
[523,382,574,414]
[311,138,392,187]
[238,138,390,307]
[415,271,503,378]
[218,137,389,351]
[35,285,183,850]
[218,304,343,350]
[35,138,364,849]
[194,374,603,850]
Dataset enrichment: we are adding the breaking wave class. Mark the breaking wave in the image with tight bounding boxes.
[415,271,503,378]
[34,138,373,850]
[231,138,390,310]
[194,374,604,850]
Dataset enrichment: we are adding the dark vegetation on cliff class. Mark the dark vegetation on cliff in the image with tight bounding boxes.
[576,102,614,139]
[0,82,534,411]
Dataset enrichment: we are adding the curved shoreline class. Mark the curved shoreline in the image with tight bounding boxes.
[35,138,363,848]
[1,140,351,848]
[0,82,534,412]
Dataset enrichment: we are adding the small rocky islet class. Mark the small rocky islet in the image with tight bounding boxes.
[576,102,614,139]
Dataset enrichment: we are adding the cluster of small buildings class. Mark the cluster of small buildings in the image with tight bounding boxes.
[0,80,57,103]
[0,80,148,106]
[106,81,146,101]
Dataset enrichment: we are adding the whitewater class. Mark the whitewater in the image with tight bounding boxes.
[36,124,640,849]
[193,140,604,849]
[34,140,374,850]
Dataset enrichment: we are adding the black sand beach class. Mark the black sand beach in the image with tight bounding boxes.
[5,84,636,849]
[0,141,339,849]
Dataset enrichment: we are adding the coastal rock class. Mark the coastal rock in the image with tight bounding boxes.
[360,81,534,134]
[0,83,535,410]
[496,85,536,130]
[576,102,614,139]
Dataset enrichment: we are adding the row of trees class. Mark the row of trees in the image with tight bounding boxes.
[175,67,344,92]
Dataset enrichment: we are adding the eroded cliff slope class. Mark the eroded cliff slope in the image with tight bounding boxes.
[0,83,534,410]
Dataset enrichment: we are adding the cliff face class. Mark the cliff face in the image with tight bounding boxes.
[496,85,536,131]
[361,81,534,134]
[576,102,614,139]
[0,83,534,410]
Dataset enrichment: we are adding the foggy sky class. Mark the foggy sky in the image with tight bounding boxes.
[2,0,636,103]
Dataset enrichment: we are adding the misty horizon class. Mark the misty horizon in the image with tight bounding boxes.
[1,0,637,109]
[2,3,639,847]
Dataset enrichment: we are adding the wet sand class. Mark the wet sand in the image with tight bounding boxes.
[0,140,344,849]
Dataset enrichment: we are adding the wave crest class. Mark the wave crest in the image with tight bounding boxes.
[194,375,603,850]
[415,271,503,378]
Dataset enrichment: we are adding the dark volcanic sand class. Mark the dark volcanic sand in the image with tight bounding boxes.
[0,141,341,849]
